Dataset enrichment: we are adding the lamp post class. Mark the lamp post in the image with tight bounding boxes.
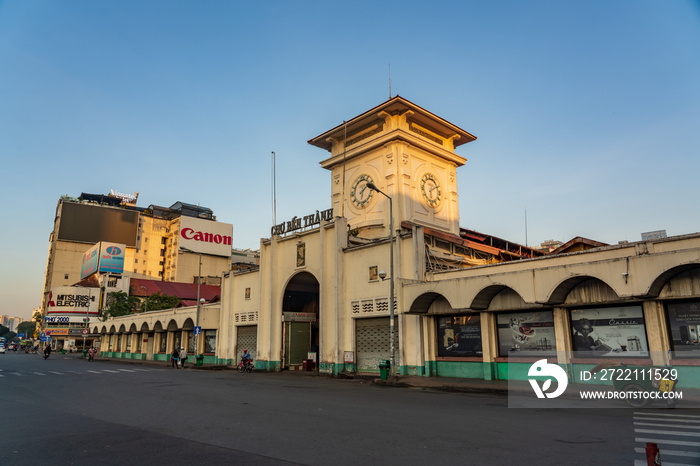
[180,247,202,356]
[366,181,395,378]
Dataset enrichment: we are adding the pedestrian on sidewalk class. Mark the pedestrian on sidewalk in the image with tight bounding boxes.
[171,348,180,368]
[179,347,188,368]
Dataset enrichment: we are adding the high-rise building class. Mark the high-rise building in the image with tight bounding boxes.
[41,193,233,315]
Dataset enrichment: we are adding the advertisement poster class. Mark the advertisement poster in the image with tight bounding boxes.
[80,243,100,279]
[437,315,482,357]
[571,306,648,357]
[47,287,100,315]
[497,311,556,356]
[667,301,700,357]
[98,242,125,274]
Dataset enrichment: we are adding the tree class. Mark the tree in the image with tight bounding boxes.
[142,291,180,312]
[101,291,139,320]
[17,321,37,339]
[0,324,17,342]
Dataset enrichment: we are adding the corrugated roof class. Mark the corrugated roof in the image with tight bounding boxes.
[130,278,220,302]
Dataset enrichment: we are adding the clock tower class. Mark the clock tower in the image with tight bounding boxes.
[308,96,476,238]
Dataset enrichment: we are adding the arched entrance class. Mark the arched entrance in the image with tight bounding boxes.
[282,272,320,370]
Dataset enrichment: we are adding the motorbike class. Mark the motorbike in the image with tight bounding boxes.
[237,359,254,373]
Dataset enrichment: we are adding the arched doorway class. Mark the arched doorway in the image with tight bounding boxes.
[282,272,320,370]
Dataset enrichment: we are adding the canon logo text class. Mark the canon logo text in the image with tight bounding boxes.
[181,228,232,246]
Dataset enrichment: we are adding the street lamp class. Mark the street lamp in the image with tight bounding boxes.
[366,181,396,378]
[180,247,202,356]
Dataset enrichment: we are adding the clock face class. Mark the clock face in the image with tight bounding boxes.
[351,174,374,208]
[421,173,441,206]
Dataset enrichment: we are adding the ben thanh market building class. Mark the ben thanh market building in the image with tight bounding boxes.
[96,96,700,386]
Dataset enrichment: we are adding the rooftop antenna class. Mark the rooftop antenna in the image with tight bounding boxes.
[388,61,392,98]
[272,151,277,231]
[525,207,528,247]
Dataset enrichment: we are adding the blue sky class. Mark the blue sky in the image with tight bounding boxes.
[1,1,699,320]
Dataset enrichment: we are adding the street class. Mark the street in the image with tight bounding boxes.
[1,352,642,465]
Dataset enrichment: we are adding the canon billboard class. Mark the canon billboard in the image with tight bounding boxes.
[178,217,233,257]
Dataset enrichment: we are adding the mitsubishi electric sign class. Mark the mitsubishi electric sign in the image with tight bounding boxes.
[46,287,99,315]
[178,217,233,257]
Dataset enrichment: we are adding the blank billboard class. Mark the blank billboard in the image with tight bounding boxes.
[57,202,139,246]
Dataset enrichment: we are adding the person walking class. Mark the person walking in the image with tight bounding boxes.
[179,347,188,368]
[171,348,180,368]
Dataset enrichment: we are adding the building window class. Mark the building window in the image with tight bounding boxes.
[437,315,482,357]
[159,333,167,352]
[161,237,167,244]
[369,265,379,282]
[497,311,556,357]
[571,306,648,357]
[434,239,451,252]
[296,242,306,268]
[134,259,138,264]
[666,301,700,358]
[64,274,69,280]
[203,330,216,353]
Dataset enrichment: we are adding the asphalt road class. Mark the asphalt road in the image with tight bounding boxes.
[1,351,639,465]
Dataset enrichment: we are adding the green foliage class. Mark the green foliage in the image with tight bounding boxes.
[0,324,17,342]
[101,291,139,320]
[142,291,180,312]
[17,321,37,339]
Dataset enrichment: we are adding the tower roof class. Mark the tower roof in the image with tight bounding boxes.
[308,95,476,152]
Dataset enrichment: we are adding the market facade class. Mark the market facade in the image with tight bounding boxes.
[98,96,700,386]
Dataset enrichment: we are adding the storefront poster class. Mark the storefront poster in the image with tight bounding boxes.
[497,311,556,356]
[666,301,700,357]
[437,315,482,357]
[571,306,648,357]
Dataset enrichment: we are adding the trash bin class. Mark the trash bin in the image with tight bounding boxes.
[196,354,204,367]
[303,359,315,371]
[82,350,87,358]
[379,360,390,380]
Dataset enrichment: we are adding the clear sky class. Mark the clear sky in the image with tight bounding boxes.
[1,1,699,320]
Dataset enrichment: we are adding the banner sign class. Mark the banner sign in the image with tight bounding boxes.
[571,306,648,357]
[81,242,125,279]
[283,312,317,322]
[81,243,100,279]
[47,287,99,315]
[179,216,233,257]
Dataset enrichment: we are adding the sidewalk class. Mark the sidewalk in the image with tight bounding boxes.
[84,355,700,404]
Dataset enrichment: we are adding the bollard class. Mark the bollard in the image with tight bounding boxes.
[645,442,660,466]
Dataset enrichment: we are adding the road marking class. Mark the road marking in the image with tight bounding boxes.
[635,437,700,447]
[634,447,700,458]
[635,412,700,419]
[34,372,46,376]
[635,422,700,430]
[87,370,102,374]
[634,412,700,464]
[49,371,64,375]
[102,370,120,373]
[117,369,136,372]
[635,429,700,438]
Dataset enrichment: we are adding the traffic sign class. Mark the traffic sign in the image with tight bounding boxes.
[194,326,201,335]
[82,329,89,335]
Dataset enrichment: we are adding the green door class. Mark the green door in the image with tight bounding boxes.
[285,322,311,366]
